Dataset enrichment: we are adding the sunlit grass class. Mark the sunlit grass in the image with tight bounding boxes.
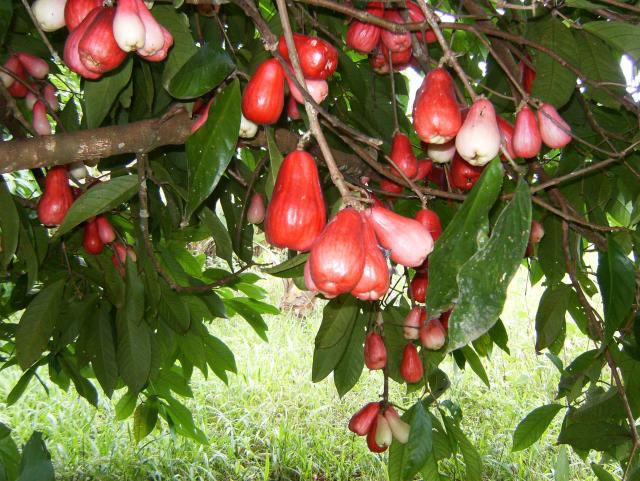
[0,266,621,480]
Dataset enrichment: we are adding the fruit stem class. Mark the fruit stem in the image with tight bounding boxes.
[388,51,399,134]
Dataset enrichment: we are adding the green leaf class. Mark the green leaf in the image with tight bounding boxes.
[333,307,367,397]
[225,298,269,341]
[448,180,531,351]
[263,253,308,278]
[133,402,159,442]
[264,126,284,199]
[6,368,35,407]
[597,236,635,340]
[0,422,20,481]
[419,453,442,481]
[488,319,509,354]
[115,390,138,421]
[55,176,138,237]
[442,416,482,481]
[15,278,66,369]
[204,335,236,383]
[162,395,207,444]
[425,158,504,319]
[555,446,570,481]
[83,58,133,128]
[535,284,572,352]
[16,432,54,481]
[591,463,619,481]
[512,404,564,451]
[199,207,233,268]
[584,21,640,60]
[527,16,578,107]
[388,402,434,481]
[167,43,235,99]
[312,295,359,382]
[0,180,19,271]
[158,282,191,333]
[538,216,566,283]
[59,355,98,407]
[460,346,490,388]
[89,303,118,398]
[155,6,198,89]
[185,80,241,219]
[557,417,630,451]
[0,1,12,44]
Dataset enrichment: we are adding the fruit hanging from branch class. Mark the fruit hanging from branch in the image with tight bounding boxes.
[413,68,462,144]
[384,406,410,443]
[247,193,266,225]
[403,306,424,340]
[83,218,104,255]
[389,131,418,179]
[351,218,390,301]
[427,139,456,164]
[512,105,542,158]
[364,331,387,370]
[37,167,74,226]
[242,58,286,125]
[537,104,571,149]
[348,402,380,436]
[400,342,423,383]
[455,98,501,167]
[346,2,384,54]
[410,272,428,303]
[32,0,67,31]
[450,153,484,191]
[78,7,127,75]
[277,34,338,80]
[420,318,446,350]
[64,0,102,31]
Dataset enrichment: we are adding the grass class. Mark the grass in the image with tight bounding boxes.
[0,266,622,480]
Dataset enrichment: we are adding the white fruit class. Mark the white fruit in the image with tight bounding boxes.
[32,0,67,32]
[239,114,258,138]
[455,98,501,167]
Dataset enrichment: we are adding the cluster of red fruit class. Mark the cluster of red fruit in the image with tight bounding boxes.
[346,1,436,73]
[31,0,173,80]
[241,34,338,125]
[37,166,134,269]
[349,401,410,452]
[1,53,58,135]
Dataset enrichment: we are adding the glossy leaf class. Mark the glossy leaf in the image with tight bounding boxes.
[387,402,433,481]
[584,21,640,60]
[442,415,482,481]
[89,302,119,398]
[535,284,571,352]
[591,463,619,481]
[512,404,564,452]
[84,58,133,129]
[199,207,233,268]
[263,253,308,278]
[333,307,367,397]
[156,5,198,89]
[0,180,19,271]
[133,402,159,442]
[168,43,234,99]
[264,126,284,199]
[16,432,54,481]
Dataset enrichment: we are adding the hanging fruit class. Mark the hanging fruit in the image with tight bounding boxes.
[16,53,49,79]
[383,406,410,443]
[389,131,418,179]
[78,7,128,74]
[455,98,501,167]
[95,215,116,243]
[346,2,385,54]
[427,139,456,164]
[419,318,446,350]
[247,193,266,224]
[450,153,483,191]
[364,331,387,370]
[403,306,423,340]
[400,343,423,383]
[414,158,433,181]
[64,0,102,31]
[414,208,442,241]
[242,58,286,125]
[37,167,74,226]
[32,101,51,135]
[32,0,67,31]
[351,217,390,300]
[380,9,412,52]
[413,68,462,144]
[410,272,428,303]
[277,34,338,80]
[537,103,571,149]
[512,105,541,158]
[63,7,103,79]
[496,115,516,160]
[83,218,104,255]
[113,0,146,52]
[348,402,380,436]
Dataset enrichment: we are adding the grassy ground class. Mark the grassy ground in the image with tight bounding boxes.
[0,266,621,480]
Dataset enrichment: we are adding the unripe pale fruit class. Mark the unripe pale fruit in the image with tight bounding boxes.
[63,7,103,79]
[390,132,418,179]
[242,59,285,125]
[414,208,442,241]
[348,402,380,436]
[32,101,51,135]
[0,56,25,88]
[308,208,365,297]
[364,331,387,370]
[95,215,116,243]
[414,158,432,181]
[247,192,266,224]
[64,0,101,30]
[239,113,258,139]
[367,415,389,453]
[351,217,390,301]
[265,150,326,251]
[286,95,300,120]
[79,7,127,74]
[380,9,412,52]
[364,206,433,267]
[400,343,423,383]
[135,1,166,57]
[428,139,456,164]
[455,98,501,167]
[25,92,38,111]
[43,83,59,111]
[38,166,74,226]
[403,306,423,340]
[303,260,319,293]
[16,53,49,79]
[139,25,173,61]
[497,115,516,160]
[384,406,410,444]
[530,219,545,244]
[413,68,461,144]
[419,318,446,350]
[512,105,541,158]
[277,34,338,80]
[284,68,329,105]
[33,0,67,31]
[410,272,428,303]
[537,103,571,149]
[346,2,384,54]
[374,414,393,449]
[83,218,104,255]
[68,161,87,180]
[450,154,483,191]
[113,0,146,52]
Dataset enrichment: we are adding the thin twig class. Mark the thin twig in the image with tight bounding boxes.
[19,0,60,62]
[235,156,267,250]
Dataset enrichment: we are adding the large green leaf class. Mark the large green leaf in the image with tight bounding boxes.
[425,158,504,319]
[167,43,234,99]
[442,416,482,481]
[16,432,54,481]
[185,80,241,219]
[597,236,635,340]
[538,215,566,283]
[133,402,159,442]
[199,207,233,268]
[388,402,433,481]
[512,404,564,451]
[6,368,35,407]
[558,417,630,451]
[460,346,490,388]
[15,278,66,369]
[83,58,133,129]
[591,463,619,481]
[584,21,640,61]
[89,303,118,398]
[448,180,531,351]
[158,282,191,333]
[535,284,571,352]
[263,253,308,278]
[312,295,359,382]
[0,423,20,481]
[55,176,138,237]
[264,126,284,199]
[225,298,269,341]
[155,5,198,89]
[527,16,578,107]
[333,307,367,397]
[0,180,19,271]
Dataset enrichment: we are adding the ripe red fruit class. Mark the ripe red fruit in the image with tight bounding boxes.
[384,406,410,443]
[83,218,104,254]
[497,115,516,160]
[519,58,536,95]
[400,343,423,383]
[379,175,403,196]
[455,98,501,166]
[111,242,135,275]
[63,7,103,79]
[286,95,300,120]
[191,97,215,133]
[32,101,51,135]
[369,46,390,74]
[414,158,432,181]
[308,208,365,297]
[512,105,541,158]
[64,0,102,31]
[351,218,390,300]
[95,215,116,243]
[450,154,483,191]
[346,2,384,54]
[247,192,266,224]
[37,167,74,226]
[530,219,545,244]
[367,415,390,453]
[413,68,461,144]
[380,43,412,69]
[426,166,447,189]
[1,56,29,97]
[277,34,338,80]
[303,260,319,293]
[390,132,418,179]
[406,1,436,43]
[414,208,442,241]
[410,272,428,303]
[537,103,571,149]
[439,309,451,330]
[364,331,387,370]
[265,150,325,251]
[16,53,49,79]
[348,402,380,436]
[419,317,446,350]
[78,7,127,74]
[241,58,285,125]
[43,83,59,111]
[364,206,434,267]
[403,306,424,340]
[380,9,412,52]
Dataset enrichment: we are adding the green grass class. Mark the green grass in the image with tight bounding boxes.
[0,266,622,480]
